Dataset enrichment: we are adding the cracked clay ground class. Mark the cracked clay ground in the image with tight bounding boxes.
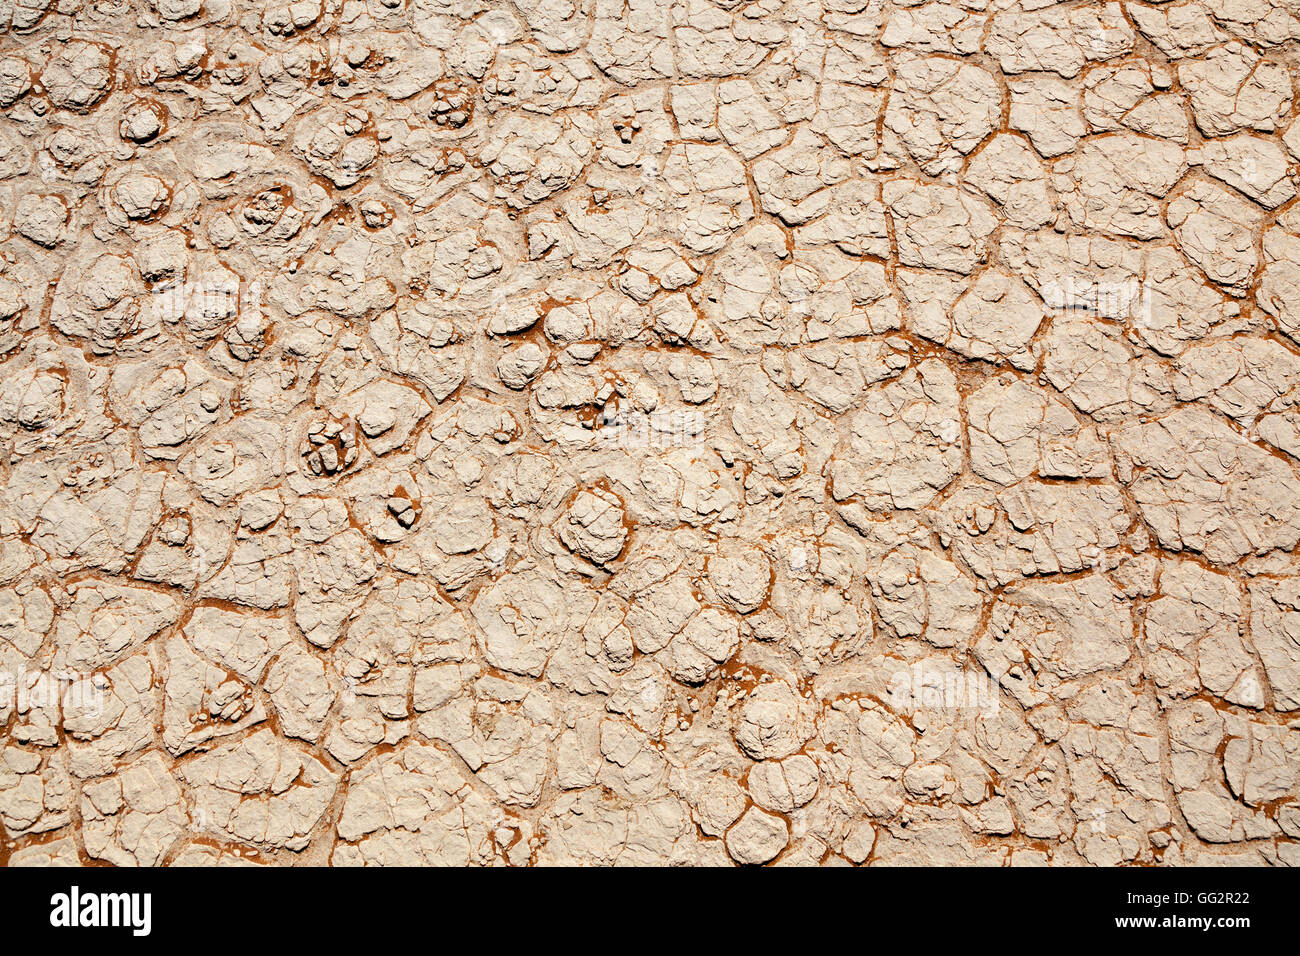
[0,0,1298,868]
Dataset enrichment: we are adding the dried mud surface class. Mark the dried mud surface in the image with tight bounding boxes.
[1,0,1300,867]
